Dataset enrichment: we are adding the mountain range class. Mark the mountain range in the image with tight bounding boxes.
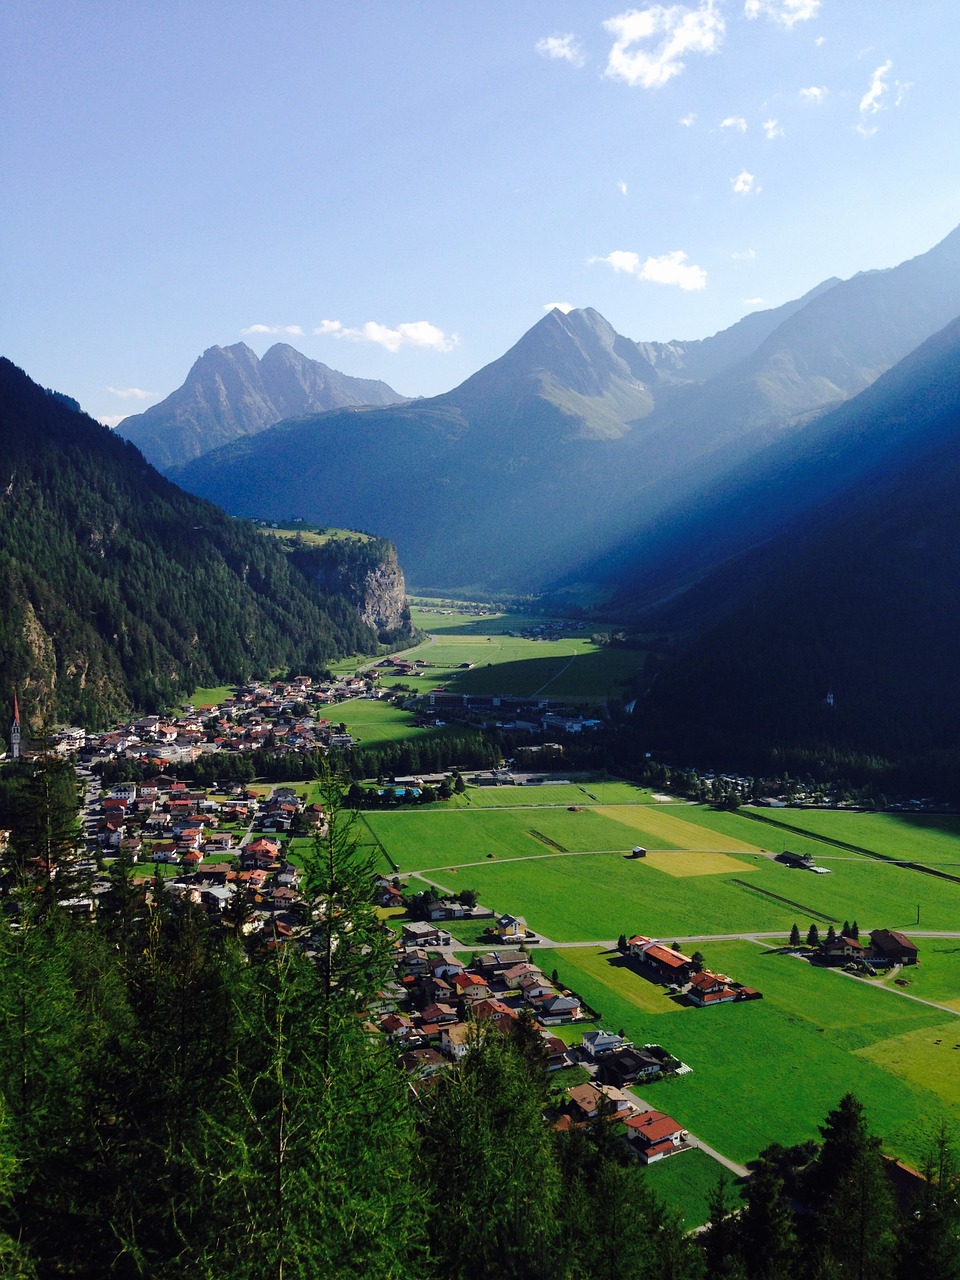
[116,342,404,472]
[164,225,960,596]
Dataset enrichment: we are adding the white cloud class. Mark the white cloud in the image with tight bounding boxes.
[106,386,155,400]
[731,248,757,260]
[544,301,576,314]
[744,0,821,27]
[742,296,765,306]
[763,117,784,139]
[731,170,758,194]
[680,112,698,126]
[589,248,707,290]
[240,324,305,337]
[815,34,826,46]
[859,59,892,116]
[603,2,724,90]
[100,414,127,428]
[894,80,912,107]
[315,319,458,353]
[617,180,629,195]
[720,115,748,132]
[799,84,828,104]
[535,33,586,66]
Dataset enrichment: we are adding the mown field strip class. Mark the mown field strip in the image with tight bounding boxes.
[590,806,765,852]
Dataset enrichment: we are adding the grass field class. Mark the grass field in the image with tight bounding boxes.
[539,941,957,1167]
[386,623,646,704]
[332,698,461,750]
[184,684,236,709]
[643,1149,740,1229]
[742,808,960,867]
[364,806,686,876]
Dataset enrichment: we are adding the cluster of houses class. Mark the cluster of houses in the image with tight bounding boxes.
[422,690,602,736]
[70,775,325,939]
[816,928,919,969]
[627,936,763,1007]
[52,674,393,767]
[382,920,692,1165]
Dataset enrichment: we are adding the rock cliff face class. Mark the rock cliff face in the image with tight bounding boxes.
[289,538,412,644]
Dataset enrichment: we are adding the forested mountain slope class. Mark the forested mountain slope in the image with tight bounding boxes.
[636,318,960,773]
[0,359,380,731]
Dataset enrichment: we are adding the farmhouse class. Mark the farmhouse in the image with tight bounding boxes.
[686,971,738,1006]
[869,929,919,966]
[630,938,695,985]
[817,935,869,965]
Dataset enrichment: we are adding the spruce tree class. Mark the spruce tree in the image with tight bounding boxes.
[804,1093,896,1280]
[806,923,820,948]
[896,1124,960,1280]
[790,923,801,947]
[418,1026,561,1280]
[738,1155,797,1280]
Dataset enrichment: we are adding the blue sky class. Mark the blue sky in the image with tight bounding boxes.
[3,1,958,425]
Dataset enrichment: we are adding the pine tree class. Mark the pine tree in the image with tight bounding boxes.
[189,947,423,1280]
[703,1172,746,1279]
[738,1155,797,1280]
[185,768,423,1278]
[806,923,820,948]
[790,923,801,947]
[418,1026,561,1280]
[896,1124,960,1280]
[804,1093,896,1280]
[826,924,837,945]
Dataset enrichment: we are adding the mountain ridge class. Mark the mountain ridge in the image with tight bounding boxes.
[116,341,405,471]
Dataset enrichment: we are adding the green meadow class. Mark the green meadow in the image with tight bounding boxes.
[332,697,460,750]
[383,620,645,704]
[363,805,677,876]
[539,941,958,1168]
[643,1148,740,1229]
[743,807,960,867]
[372,797,960,936]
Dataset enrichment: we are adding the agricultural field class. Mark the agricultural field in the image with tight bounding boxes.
[333,697,460,750]
[539,941,958,1168]
[643,1148,743,1229]
[372,795,960,937]
[745,807,960,867]
[362,805,686,877]
[435,781,657,809]
[389,615,646,704]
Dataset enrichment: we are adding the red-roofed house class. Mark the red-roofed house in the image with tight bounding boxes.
[624,1110,686,1163]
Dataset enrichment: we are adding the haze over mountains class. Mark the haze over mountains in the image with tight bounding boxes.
[116,342,404,472]
[167,225,960,596]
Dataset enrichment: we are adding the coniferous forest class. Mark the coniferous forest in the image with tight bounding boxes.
[0,759,956,1279]
[0,360,380,734]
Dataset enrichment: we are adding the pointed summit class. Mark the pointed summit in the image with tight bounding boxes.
[116,344,405,472]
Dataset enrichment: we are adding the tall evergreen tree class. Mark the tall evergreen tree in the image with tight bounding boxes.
[737,1155,797,1280]
[897,1125,960,1280]
[804,1093,896,1280]
[418,1026,561,1280]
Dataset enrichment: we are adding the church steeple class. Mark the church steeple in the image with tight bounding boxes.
[10,691,21,760]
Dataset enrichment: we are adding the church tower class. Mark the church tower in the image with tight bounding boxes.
[10,691,21,760]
